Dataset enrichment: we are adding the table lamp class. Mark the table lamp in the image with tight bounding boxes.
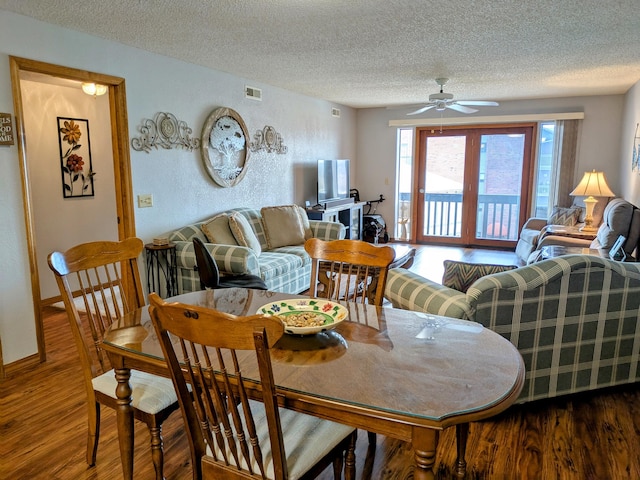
[570,170,615,232]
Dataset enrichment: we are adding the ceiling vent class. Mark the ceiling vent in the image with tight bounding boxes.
[331,107,341,118]
[245,86,262,100]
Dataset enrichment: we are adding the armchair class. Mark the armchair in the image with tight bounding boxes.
[516,198,640,263]
[515,205,587,262]
[528,198,640,263]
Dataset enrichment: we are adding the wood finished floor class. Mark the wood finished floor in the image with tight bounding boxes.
[2,244,639,480]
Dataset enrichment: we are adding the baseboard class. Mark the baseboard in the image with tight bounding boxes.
[2,353,40,379]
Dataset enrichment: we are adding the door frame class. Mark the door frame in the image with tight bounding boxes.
[9,56,136,363]
[413,123,536,247]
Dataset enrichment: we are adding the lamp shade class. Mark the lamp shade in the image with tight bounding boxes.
[570,170,615,197]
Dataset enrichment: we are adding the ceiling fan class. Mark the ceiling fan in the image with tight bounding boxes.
[405,78,499,115]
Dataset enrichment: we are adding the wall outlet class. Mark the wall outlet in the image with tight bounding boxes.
[138,194,153,208]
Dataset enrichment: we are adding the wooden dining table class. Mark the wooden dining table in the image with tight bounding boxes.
[101,288,524,480]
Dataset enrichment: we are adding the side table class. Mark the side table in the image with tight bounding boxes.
[145,243,178,298]
[540,224,597,242]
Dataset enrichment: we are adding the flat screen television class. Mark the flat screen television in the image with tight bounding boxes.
[317,159,350,205]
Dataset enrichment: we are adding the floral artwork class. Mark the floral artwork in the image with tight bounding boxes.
[201,107,250,188]
[57,117,94,198]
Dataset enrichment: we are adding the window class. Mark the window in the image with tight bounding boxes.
[395,129,414,240]
[532,122,556,217]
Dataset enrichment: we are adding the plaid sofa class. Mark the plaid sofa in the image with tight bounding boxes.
[167,207,345,294]
[384,255,640,403]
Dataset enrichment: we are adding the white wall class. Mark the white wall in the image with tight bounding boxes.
[0,10,356,365]
[355,95,625,235]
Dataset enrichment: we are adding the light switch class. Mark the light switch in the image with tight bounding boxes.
[138,194,153,208]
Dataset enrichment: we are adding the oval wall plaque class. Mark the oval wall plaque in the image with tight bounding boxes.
[201,107,250,188]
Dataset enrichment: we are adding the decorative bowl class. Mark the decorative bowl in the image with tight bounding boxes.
[256,299,348,335]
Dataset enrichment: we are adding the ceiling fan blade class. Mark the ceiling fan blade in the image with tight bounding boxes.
[386,104,429,111]
[456,100,499,106]
[447,104,478,114]
[407,105,436,115]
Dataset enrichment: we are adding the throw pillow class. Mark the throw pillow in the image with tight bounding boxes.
[261,205,310,249]
[548,206,582,226]
[201,214,238,246]
[228,212,262,255]
[442,260,518,293]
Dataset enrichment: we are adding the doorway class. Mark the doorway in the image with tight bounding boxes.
[414,124,535,248]
[9,57,136,362]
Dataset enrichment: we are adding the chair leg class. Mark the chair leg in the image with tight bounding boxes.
[87,402,100,466]
[367,430,376,445]
[344,431,357,480]
[149,424,165,480]
[331,451,343,479]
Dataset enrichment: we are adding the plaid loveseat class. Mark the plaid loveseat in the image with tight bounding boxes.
[167,207,345,294]
[384,255,640,403]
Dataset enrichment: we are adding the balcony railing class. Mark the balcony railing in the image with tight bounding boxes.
[420,193,520,240]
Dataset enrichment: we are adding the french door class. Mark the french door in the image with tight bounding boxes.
[414,125,535,247]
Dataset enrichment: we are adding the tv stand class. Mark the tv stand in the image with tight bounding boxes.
[306,201,365,240]
[322,197,354,209]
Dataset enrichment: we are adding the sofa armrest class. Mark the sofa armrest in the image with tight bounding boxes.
[309,220,346,240]
[536,234,592,250]
[174,240,261,275]
[384,268,473,319]
[521,217,548,231]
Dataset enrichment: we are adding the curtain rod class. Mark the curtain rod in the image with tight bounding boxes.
[389,112,585,127]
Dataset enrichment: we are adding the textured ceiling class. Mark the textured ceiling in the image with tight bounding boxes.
[2,0,640,109]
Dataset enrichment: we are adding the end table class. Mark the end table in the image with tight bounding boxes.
[145,243,178,298]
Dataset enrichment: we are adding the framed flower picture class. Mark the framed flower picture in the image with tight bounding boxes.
[57,117,94,198]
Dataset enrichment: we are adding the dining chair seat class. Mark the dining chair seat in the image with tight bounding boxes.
[207,399,354,480]
[92,369,178,414]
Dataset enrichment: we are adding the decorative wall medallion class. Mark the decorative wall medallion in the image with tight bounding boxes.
[249,125,288,154]
[201,107,250,187]
[131,112,201,152]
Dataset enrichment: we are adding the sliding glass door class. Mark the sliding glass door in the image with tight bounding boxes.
[415,125,534,247]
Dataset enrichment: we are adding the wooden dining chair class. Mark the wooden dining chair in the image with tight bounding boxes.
[148,293,357,480]
[47,238,180,480]
[193,237,267,290]
[304,238,396,307]
[304,237,395,446]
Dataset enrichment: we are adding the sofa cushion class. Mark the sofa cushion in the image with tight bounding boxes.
[442,260,518,293]
[201,214,238,246]
[269,245,312,266]
[258,251,304,280]
[261,205,310,249]
[548,206,582,226]
[229,212,262,255]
